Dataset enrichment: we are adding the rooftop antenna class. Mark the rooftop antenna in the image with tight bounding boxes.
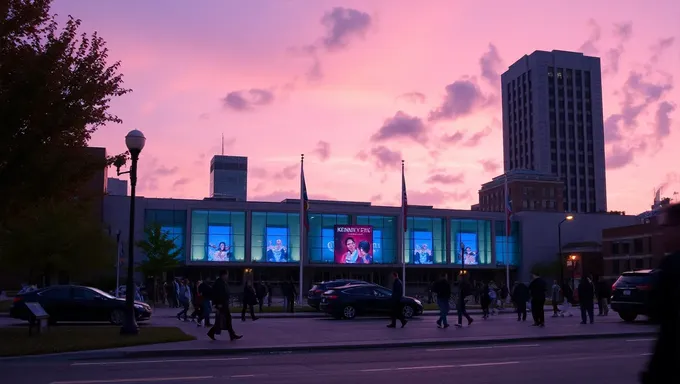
[221,133,224,155]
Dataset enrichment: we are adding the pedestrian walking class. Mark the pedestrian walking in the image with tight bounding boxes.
[207,270,242,341]
[176,279,191,321]
[578,276,595,324]
[455,276,474,327]
[197,279,213,327]
[387,271,407,328]
[551,280,561,317]
[241,279,259,322]
[641,203,680,384]
[512,281,529,322]
[480,282,491,319]
[528,272,546,327]
[596,278,610,316]
[255,281,267,313]
[284,277,296,313]
[559,283,574,317]
[431,273,451,328]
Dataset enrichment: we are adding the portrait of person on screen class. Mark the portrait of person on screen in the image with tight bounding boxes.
[266,239,288,262]
[356,240,372,264]
[414,243,433,264]
[208,242,234,262]
[340,237,359,264]
[463,246,478,265]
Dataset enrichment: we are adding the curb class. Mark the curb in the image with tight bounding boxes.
[3,331,656,362]
[159,309,549,319]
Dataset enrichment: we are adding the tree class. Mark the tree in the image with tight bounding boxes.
[531,259,562,279]
[136,224,182,303]
[0,198,117,283]
[0,0,130,223]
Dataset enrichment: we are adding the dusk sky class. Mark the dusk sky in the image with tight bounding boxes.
[53,0,680,214]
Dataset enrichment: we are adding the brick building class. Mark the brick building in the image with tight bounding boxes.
[478,169,565,213]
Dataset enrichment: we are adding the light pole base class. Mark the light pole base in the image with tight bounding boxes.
[120,318,139,335]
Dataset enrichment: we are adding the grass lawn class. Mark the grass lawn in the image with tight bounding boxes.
[0,300,11,313]
[0,326,195,357]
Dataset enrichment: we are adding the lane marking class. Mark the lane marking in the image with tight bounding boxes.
[231,374,259,378]
[460,361,520,368]
[427,344,540,352]
[397,364,457,371]
[71,357,248,366]
[50,376,214,384]
[626,338,655,342]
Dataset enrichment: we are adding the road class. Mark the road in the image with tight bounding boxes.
[1,337,656,384]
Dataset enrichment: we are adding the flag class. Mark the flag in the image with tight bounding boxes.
[401,161,407,232]
[505,175,512,236]
[301,159,310,232]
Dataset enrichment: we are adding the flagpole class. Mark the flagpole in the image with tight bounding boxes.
[299,154,305,305]
[116,231,121,298]
[504,174,510,290]
[401,160,406,296]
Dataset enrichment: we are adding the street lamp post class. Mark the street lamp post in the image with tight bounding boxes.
[570,255,577,291]
[558,215,574,286]
[116,130,146,336]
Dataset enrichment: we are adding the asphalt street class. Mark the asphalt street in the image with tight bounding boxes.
[1,337,656,384]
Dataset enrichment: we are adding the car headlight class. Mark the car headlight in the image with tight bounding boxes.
[134,304,146,310]
[414,299,422,306]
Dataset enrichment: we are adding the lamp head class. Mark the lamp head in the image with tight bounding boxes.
[570,255,577,261]
[125,130,146,154]
[566,215,574,221]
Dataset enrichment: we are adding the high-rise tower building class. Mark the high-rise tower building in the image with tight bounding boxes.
[501,50,607,213]
[209,155,247,201]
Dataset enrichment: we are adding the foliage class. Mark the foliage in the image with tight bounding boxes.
[136,224,182,279]
[0,198,116,282]
[530,259,562,278]
[0,0,130,223]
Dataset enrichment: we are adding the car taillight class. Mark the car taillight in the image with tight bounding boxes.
[612,284,617,291]
[314,290,324,294]
[12,297,22,303]
[637,284,652,291]
[325,295,338,300]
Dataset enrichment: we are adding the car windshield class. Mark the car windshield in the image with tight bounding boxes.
[615,275,652,285]
[88,287,116,299]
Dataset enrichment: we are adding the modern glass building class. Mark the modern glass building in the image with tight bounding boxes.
[104,195,529,291]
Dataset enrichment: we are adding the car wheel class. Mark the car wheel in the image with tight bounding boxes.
[402,305,415,319]
[109,309,125,325]
[619,312,637,323]
[343,305,356,320]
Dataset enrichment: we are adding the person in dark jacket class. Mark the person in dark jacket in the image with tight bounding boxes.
[284,277,296,313]
[512,281,530,322]
[387,272,407,328]
[641,203,680,384]
[241,279,259,322]
[431,273,451,328]
[255,281,267,312]
[207,270,242,341]
[596,279,611,316]
[480,283,491,319]
[578,276,595,324]
[197,279,213,327]
[528,273,547,327]
[455,276,474,327]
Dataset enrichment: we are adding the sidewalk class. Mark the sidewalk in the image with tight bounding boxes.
[7,311,655,362]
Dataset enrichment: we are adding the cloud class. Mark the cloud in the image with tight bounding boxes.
[462,126,492,147]
[173,177,190,188]
[136,157,180,194]
[369,146,402,170]
[398,92,426,104]
[276,164,298,180]
[428,80,487,122]
[606,143,646,170]
[605,21,633,74]
[222,89,275,111]
[479,44,503,87]
[249,167,268,178]
[578,19,601,55]
[155,165,179,176]
[604,71,674,142]
[659,172,680,193]
[251,189,335,202]
[654,101,675,140]
[479,159,500,173]
[198,113,210,120]
[650,37,675,63]
[371,111,428,142]
[442,131,464,144]
[426,173,464,185]
[439,125,493,147]
[313,141,331,161]
[408,188,471,207]
[321,7,372,51]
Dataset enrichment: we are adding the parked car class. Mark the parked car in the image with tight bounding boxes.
[610,269,658,322]
[320,283,423,320]
[307,279,375,309]
[10,285,152,325]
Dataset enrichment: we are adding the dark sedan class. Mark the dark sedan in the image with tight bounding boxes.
[10,285,152,325]
[307,279,374,309]
[320,284,423,320]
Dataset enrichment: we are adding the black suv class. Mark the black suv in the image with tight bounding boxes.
[610,269,658,322]
[307,280,373,309]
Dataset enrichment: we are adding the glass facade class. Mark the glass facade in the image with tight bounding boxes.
[190,210,246,262]
[356,215,397,264]
[144,209,187,260]
[495,221,521,266]
[451,219,492,265]
[404,217,446,264]
[251,212,300,263]
[308,214,350,264]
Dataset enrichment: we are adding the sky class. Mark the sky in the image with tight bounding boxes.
[52,0,680,215]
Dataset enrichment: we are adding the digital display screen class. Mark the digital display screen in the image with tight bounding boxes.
[264,227,290,263]
[206,225,234,262]
[456,233,478,265]
[334,225,374,264]
[412,231,434,264]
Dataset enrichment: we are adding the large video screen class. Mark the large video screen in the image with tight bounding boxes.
[265,227,290,263]
[206,225,234,262]
[412,231,434,264]
[334,225,373,264]
[321,228,335,263]
[457,232,479,265]
[372,230,382,264]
